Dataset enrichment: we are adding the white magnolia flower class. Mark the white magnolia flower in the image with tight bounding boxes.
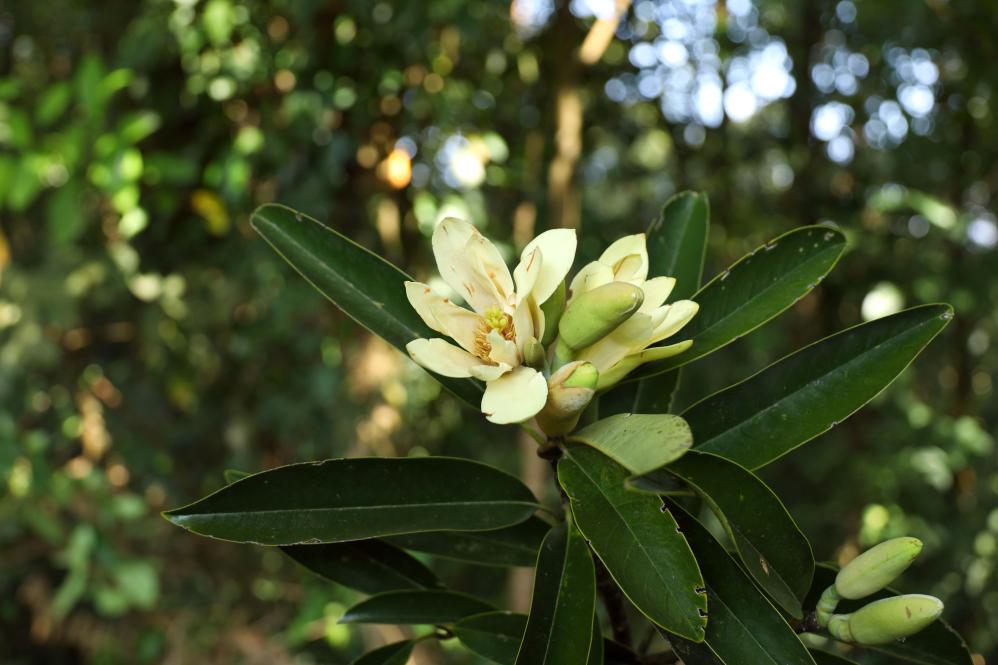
[569,234,699,388]
[406,218,576,424]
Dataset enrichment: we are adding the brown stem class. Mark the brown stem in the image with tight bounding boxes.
[595,558,633,647]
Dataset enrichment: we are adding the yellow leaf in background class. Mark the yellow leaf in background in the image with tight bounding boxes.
[191,189,230,236]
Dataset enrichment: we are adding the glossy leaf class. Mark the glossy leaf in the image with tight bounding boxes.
[351,641,415,665]
[385,516,551,567]
[805,565,973,665]
[282,540,438,594]
[587,618,604,665]
[250,204,481,405]
[664,503,816,665]
[631,225,847,381]
[340,590,494,626]
[568,413,692,476]
[453,611,527,664]
[684,304,953,469]
[515,521,596,664]
[557,444,707,641]
[646,191,710,301]
[631,450,813,618]
[165,457,539,545]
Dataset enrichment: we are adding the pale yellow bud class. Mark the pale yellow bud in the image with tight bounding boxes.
[535,361,599,436]
[827,594,943,645]
[836,537,923,600]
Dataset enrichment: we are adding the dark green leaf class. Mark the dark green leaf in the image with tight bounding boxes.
[557,444,707,641]
[250,204,482,405]
[805,565,972,665]
[631,225,847,381]
[282,540,438,594]
[385,516,551,567]
[351,640,415,665]
[515,521,596,664]
[808,650,860,665]
[684,304,953,469]
[664,504,816,665]
[587,618,604,665]
[340,590,495,625]
[568,413,692,476]
[632,451,813,618]
[453,611,528,664]
[646,191,710,301]
[165,457,539,545]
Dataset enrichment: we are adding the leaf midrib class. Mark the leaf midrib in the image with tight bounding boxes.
[692,318,935,452]
[565,454,703,638]
[173,500,539,519]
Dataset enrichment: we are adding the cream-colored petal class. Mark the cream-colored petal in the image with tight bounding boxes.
[568,261,614,298]
[595,340,693,390]
[647,300,699,346]
[467,231,515,306]
[598,233,648,283]
[521,228,577,304]
[405,281,481,352]
[432,217,477,299]
[513,246,542,303]
[405,281,445,332]
[481,366,548,424]
[406,338,480,378]
[470,363,511,381]
[512,298,536,353]
[638,339,693,362]
[639,277,677,312]
[487,330,520,367]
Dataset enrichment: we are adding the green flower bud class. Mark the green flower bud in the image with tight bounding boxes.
[835,537,923,600]
[827,594,943,645]
[523,338,547,369]
[557,282,644,352]
[539,281,567,347]
[535,361,598,437]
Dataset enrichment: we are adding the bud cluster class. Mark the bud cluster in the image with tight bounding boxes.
[817,537,943,646]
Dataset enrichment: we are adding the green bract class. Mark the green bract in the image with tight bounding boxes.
[160,192,971,665]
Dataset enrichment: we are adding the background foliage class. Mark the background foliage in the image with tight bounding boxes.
[1,0,995,662]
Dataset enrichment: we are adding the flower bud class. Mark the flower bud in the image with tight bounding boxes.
[827,594,943,645]
[558,282,644,352]
[535,361,598,436]
[835,537,923,600]
[523,338,546,369]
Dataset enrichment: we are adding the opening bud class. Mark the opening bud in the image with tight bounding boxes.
[827,594,943,645]
[835,537,923,600]
[535,361,598,437]
[557,282,644,352]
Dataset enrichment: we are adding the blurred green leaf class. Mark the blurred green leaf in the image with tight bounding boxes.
[685,304,953,469]
[283,540,439,594]
[340,589,495,625]
[557,444,706,641]
[351,641,415,665]
[165,457,540,545]
[250,204,483,406]
[515,520,596,664]
[384,516,550,567]
[453,612,528,664]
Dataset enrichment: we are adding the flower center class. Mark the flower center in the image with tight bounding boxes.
[474,306,516,360]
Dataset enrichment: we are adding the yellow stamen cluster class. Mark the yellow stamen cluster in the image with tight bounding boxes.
[474,306,516,360]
